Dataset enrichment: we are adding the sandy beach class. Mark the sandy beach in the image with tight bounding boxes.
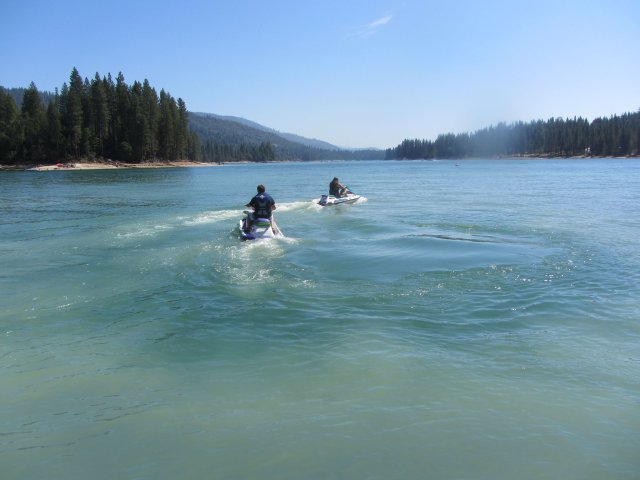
[0,161,219,171]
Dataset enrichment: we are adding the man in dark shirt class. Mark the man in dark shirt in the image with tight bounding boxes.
[245,184,276,230]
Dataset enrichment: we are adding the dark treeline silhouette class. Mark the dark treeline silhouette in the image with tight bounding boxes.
[386,112,640,159]
[275,145,385,161]
[200,140,276,163]
[0,68,199,165]
[198,137,381,163]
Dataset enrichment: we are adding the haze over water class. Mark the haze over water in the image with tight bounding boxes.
[1,159,639,479]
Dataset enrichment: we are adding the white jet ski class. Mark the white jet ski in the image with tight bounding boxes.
[239,211,283,240]
[318,192,361,206]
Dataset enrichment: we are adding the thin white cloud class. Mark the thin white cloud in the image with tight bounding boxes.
[369,15,392,28]
[349,14,393,38]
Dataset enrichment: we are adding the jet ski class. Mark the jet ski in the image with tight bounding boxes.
[239,211,283,240]
[318,192,361,206]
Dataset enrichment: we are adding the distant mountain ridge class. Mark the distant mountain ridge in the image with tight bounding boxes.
[1,86,56,109]
[192,112,343,151]
[188,112,384,161]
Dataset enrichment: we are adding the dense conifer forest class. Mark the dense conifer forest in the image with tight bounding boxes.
[386,113,640,159]
[0,68,198,165]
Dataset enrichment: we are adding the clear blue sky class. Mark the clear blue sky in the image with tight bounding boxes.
[2,0,639,149]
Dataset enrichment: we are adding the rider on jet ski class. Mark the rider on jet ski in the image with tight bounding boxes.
[329,177,350,197]
[244,184,276,231]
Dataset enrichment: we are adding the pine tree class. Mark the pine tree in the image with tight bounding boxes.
[129,81,145,161]
[177,98,188,159]
[115,72,132,160]
[158,90,182,160]
[142,80,158,159]
[0,89,20,164]
[20,82,47,162]
[104,73,117,157]
[64,68,84,158]
[46,93,62,160]
[91,73,109,157]
[80,76,92,156]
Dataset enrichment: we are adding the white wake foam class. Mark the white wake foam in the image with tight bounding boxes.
[182,210,241,226]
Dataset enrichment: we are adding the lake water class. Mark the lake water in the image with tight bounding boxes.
[1,159,639,479]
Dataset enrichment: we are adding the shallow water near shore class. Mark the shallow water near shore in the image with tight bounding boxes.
[1,159,639,479]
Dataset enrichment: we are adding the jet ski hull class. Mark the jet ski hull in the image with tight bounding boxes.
[318,193,361,206]
[239,212,283,240]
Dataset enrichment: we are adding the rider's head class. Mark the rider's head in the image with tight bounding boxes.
[257,184,265,193]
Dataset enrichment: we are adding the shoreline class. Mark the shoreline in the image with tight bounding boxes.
[1,155,638,171]
[0,161,220,171]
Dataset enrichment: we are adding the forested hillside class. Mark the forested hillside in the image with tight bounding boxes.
[387,113,640,159]
[193,113,342,150]
[189,113,384,162]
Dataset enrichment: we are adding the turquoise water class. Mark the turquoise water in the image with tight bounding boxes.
[1,159,639,479]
